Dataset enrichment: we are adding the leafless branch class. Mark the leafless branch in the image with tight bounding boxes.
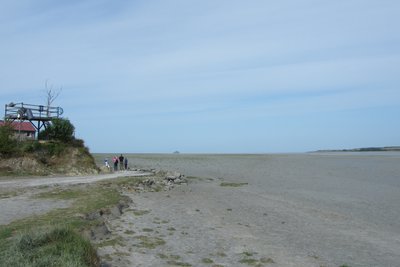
[44,79,62,116]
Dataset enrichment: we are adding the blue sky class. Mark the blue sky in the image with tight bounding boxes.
[1,0,399,153]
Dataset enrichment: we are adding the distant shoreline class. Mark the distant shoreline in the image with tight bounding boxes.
[314,146,400,153]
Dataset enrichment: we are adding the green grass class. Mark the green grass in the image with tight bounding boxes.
[0,227,99,267]
[220,182,248,187]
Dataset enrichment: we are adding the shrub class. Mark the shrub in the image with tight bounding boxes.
[0,122,17,156]
[39,118,75,143]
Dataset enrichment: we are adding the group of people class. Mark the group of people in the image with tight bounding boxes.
[104,154,128,171]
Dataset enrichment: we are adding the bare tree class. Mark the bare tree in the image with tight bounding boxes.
[44,79,62,117]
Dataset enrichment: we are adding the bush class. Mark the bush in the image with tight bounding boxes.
[0,122,17,156]
[39,118,75,143]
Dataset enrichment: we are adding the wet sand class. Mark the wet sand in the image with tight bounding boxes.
[95,153,400,267]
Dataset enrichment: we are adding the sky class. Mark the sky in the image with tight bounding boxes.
[1,0,399,153]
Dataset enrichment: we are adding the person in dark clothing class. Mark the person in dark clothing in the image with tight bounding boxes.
[124,157,128,170]
[119,154,124,171]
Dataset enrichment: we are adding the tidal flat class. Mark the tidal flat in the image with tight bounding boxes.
[93,152,400,266]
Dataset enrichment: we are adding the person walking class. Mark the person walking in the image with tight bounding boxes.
[113,156,118,171]
[124,157,128,170]
[119,154,124,171]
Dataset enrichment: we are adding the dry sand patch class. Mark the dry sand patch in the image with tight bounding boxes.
[97,178,324,267]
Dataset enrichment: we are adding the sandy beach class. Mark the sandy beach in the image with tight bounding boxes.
[2,153,399,266]
[93,153,400,267]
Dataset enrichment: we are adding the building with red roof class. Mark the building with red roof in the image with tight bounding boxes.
[0,120,36,140]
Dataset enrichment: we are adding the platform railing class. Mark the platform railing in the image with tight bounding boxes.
[4,102,63,121]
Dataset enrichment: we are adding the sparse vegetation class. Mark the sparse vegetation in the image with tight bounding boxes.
[0,190,18,199]
[166,260,192,266]
[158,253,168,259]
[169,255,181,260]
[220,182,248,187]
[0,178,130,267]
[238,252,274,266]
[124,230,135,235]
[96,237,124,248]
[202,258,214,264]
[238,258,258,265]
[260,257,275,264]
[134,235,166,249]
[216,251,227,257]
[242,251,254,257]
[133,209,151,216]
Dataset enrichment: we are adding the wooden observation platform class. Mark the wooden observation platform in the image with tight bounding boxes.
[4,102,64,132]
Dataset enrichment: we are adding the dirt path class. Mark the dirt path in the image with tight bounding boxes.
[0,171,150,225]
[0,171,150,189]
